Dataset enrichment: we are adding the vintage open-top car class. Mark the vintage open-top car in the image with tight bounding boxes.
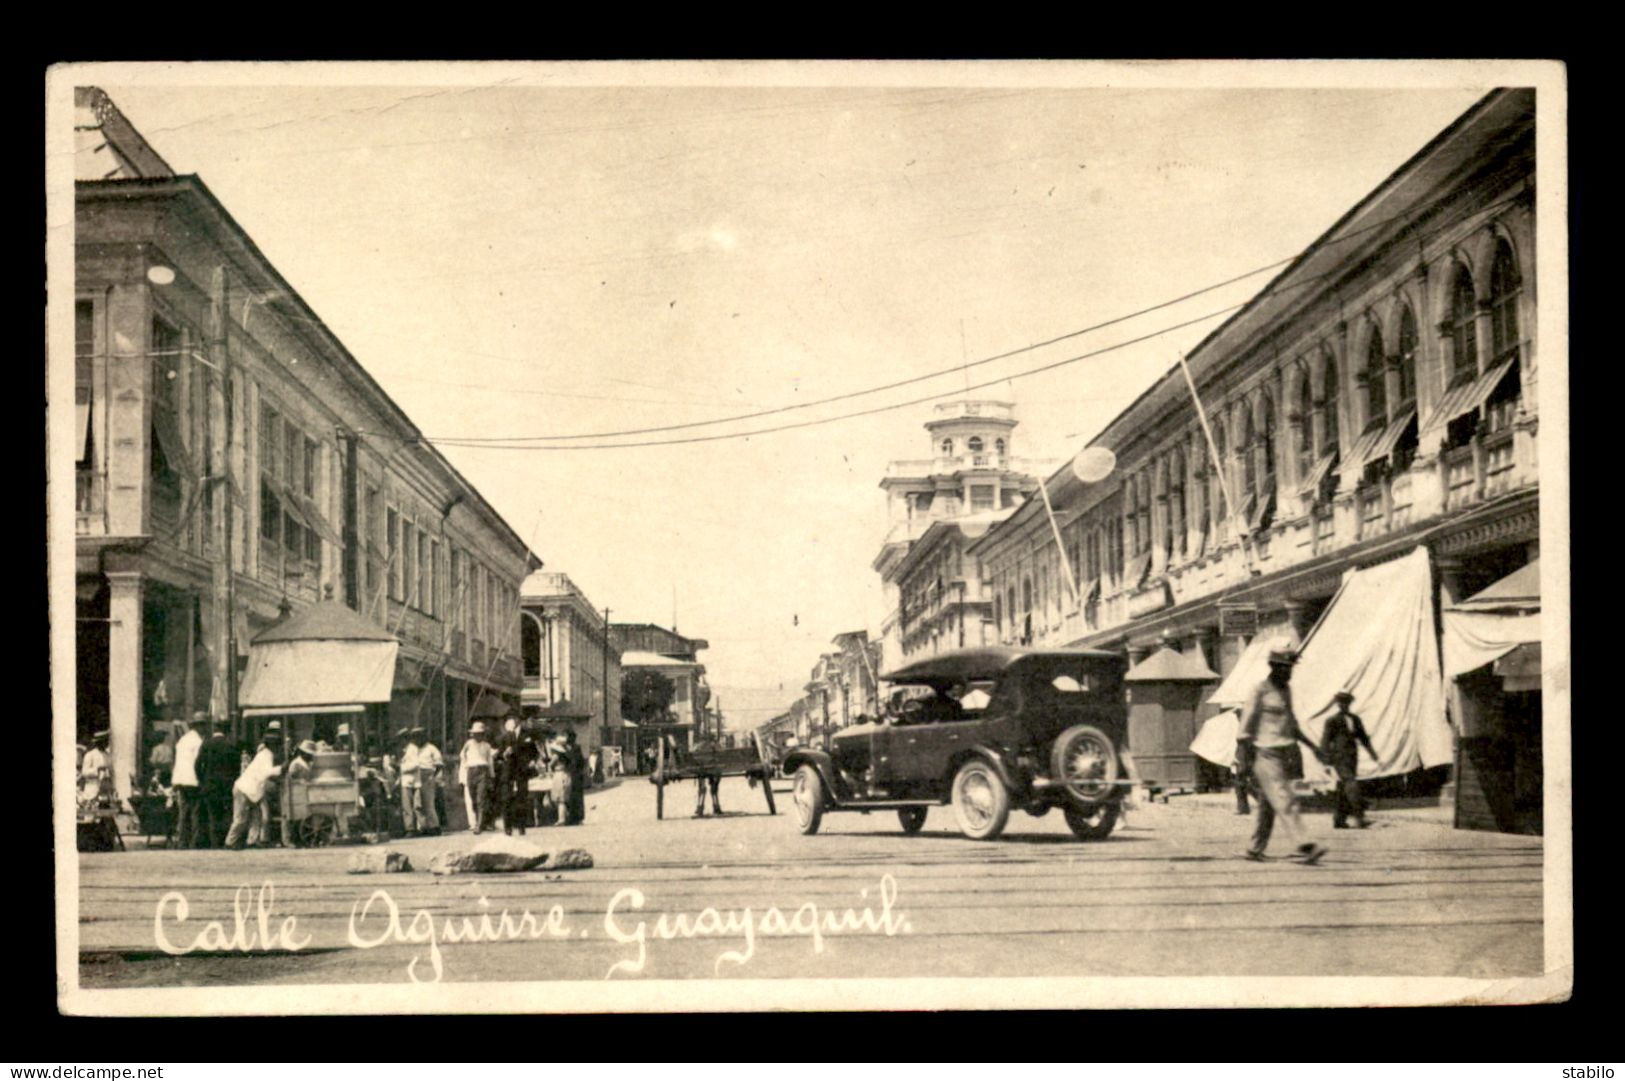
[781,647,1133,841]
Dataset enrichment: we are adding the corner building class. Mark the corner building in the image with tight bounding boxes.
[969,89,1542,831]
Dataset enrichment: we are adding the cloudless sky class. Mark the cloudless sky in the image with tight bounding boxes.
[87,64,1487,727]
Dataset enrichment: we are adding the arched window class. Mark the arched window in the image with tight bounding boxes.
[968,436,984,454]
[993,593,1001,636]
[994,438,1006,456]
[1022,576,1033,613]
[1295,373,1314,479]
[1238,406,1256,517]
[1259,393,1276,485]
[521,614,542,679]
[1450,265,1479,384]
[1489,239,1522,365]
[1396,305,1418,405]
[1364,322,1387,427]
[1168,449,1186,558]
[941,437,954,456]
[1320,354,1340,457]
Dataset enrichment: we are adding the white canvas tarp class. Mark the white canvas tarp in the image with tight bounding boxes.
[238,638,398,709]
[1292,547,1452,779]
[1190,709,1241,766]
[1442,609,1541,679]
[1207,628,1300,708]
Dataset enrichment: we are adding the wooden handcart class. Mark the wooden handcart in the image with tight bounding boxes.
[651,732,778,820]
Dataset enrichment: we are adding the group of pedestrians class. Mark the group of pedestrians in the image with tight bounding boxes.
[1234,641,1378,865]
[126,711,262,849]
[459,715,588,834]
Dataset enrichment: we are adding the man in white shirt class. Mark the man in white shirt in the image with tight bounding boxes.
[81,731,110,780]
[398,728,423,835]
[414,727,443,835]
[459,721,495,833]
[226,731,282,849]
[172,712,206,848]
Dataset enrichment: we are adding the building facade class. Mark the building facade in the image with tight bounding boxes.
[519,572,622,756]
[893,516,1004,659]
[970,90,1540,824]
[71,88,536,796]
[873,399,1052,671]
[611,623,710,754]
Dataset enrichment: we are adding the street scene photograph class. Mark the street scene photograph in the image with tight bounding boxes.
[47,60,1569,1012]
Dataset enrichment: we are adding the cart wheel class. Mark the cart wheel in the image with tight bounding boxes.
[297,814,335,848]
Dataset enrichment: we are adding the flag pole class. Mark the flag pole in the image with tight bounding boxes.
[1175,350,1256,575]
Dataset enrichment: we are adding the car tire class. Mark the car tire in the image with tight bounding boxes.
[897,807,928,834]
[792,765,826,835]
[1063,801,1120,841]
[1051,724,1120,803]
[951,759,1010,841]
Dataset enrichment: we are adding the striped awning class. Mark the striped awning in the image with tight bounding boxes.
[1297,450,1338,496]
[1367,404,1419,463]
[1419,357,1516,443]
[1338,425,1387,480]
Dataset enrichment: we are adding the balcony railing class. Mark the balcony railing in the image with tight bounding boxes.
[1357,485,1385,538]
[1389,472,1414,529]
[1483,433,1516,499]
[1311,505,1337,556]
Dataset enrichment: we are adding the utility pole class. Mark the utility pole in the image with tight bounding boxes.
[207,268,239,742]
[602,607,611,746]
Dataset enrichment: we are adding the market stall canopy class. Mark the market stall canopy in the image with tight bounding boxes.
[1127,646,1218,683]
[1292,547,1452,780]
[1442,559,1541,679]
[239,601,398,709]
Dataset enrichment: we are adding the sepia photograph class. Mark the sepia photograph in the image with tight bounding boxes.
[46,59,1570,1014]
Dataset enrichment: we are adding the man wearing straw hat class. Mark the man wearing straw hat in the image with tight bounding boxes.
[397,728,423,835]
[414,727,443,836]
[1236,641,1328,865]
[459,721,496,834]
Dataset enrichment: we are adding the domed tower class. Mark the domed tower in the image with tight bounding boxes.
[872,399,1053,666]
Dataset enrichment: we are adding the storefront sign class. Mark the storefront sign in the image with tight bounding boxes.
[1219,604,1258,637]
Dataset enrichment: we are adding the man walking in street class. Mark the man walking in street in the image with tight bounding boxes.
[415,727,443,836]
[225,728,281,849]
[497,716,539,835]
[565,729,588,825]
[171,712,206,848]
[194,720,237,847]
[1322,690,1378,829]
[1236,642,1328,865]
[459,721,496,834]
[398,728,422,836]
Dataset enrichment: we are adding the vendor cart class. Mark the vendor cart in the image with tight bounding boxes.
[76,770,124,852]
[287,748,360,846]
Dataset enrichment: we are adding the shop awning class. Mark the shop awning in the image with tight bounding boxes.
[1442,559,1541,678]
[1208,629,1300,708]
[1297,450,1337,496]
[76,397,92,464]
[1190,709,1241,767]
[1291,547,1452,779]
[1366,405,1419,464]
[1125,549,1152,590]
[243,704,365,717]
[151,409,195,478]
[239,638,399,709]
[1419,358,1516,445]
[286,489,342,546]
[1338,426,1387,481]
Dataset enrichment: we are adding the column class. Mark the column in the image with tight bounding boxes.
[106,571,144,801]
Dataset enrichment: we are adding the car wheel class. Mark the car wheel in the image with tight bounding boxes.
[897,807,928,834]
[1051,725,1120,803]
[1063,802,1120,841]
[792,765,826,835]
[951,759,1010,841]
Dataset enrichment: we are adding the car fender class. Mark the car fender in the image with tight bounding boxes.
[948,744,1020,795]
[780,749,851,805]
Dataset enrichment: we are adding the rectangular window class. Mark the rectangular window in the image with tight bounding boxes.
[303,436,318,498]
[365,488,381,595]
[416,527,429,611]
[261,404,280,482]
[404,522,418,607]
[260,478,281,543]
[285,424,300,493]
[970,486,995,512]
[429,539,440,618]
[387,508,401,600]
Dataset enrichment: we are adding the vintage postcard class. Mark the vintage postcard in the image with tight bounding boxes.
[47,59,1570,1014]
